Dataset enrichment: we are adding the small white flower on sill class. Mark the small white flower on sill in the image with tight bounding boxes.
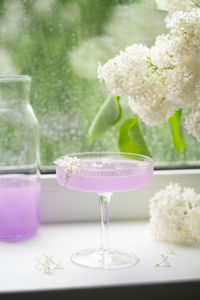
[35,254,64,274]
[166,244,176,255]
[155,254,171,267]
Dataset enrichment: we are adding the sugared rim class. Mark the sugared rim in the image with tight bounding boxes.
[54,151,154,171]
[0,75,31,82]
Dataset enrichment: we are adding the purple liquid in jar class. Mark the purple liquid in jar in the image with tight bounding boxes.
[0,176,40,241]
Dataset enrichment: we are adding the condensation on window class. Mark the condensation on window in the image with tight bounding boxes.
[0,0,199,168]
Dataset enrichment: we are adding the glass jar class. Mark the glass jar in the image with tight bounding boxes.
[0,75,40,241]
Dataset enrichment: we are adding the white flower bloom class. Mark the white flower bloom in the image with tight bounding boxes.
[166,9,200,72]
[185,106,200,141]
[155,254,171,267]
[35,254,64,273]
[128,98,175,126]
[149,183,200,244]
[156,0,200,13]
[128,34,195,125]
[98,41,175,125]
[98,44,150,98]
[151,34,196,108]
[55,156,84,175]
[98,4,200,126]
[98,29,197,125]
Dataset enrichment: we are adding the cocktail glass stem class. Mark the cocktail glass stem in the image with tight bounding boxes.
[98,192,112,253]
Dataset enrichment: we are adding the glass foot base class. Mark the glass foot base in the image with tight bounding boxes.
[71,249,139,270]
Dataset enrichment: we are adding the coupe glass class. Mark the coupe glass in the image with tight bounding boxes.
[55,152,153,269]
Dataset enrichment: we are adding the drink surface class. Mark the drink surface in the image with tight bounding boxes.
[56,157,153,193]
[0,176,40,240]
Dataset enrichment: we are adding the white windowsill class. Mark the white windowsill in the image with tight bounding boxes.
[0,221,200,295]
[40,169,200,223]
[1,169,200,297]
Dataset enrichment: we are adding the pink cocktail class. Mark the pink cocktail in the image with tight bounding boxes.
[55,152,153,269]
[56,157,153,193]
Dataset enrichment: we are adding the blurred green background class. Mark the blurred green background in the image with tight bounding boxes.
[0,0,199,169]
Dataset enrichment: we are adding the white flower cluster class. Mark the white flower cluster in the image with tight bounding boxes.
[149,183,200,244]
[98,44,149,99]
[55,155,84,175]
[166,9,200,71]
[155,0,200,13]
[98,3,200,138]
[98,32,195,125]
[185,106,200,141]
[99,40,171,125]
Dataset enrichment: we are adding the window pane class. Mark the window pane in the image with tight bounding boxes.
[0,0,199,169]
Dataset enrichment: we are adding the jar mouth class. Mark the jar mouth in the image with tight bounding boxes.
[0,75,31,82]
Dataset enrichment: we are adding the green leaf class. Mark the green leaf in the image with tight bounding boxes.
[169,109,187,153]
[192,0,200,8]
[88,94,122,143]
[118,117,152,157]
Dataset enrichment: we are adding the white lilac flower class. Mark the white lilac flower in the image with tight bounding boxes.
[98,42,174,125]
[98,44,150,98]
[155,0,200,13]
[98,4,200,126]
[128,98,175,126]
[166,9,200,72]
[128,35,195,125]
[155,245,175,267]
[155,254,171,267]
[35,254,64,273]
[149,183,200,244]
[98,29,198,125]
[185,106,200,141]
[98,41,174,108]
[55,156,84,175]
[151,34,196,108]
